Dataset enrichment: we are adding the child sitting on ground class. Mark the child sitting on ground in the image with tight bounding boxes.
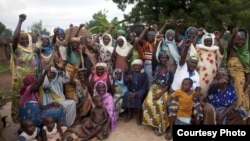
[66,95,110,141]
[165,78,203,140]
[18,119,41,141]
[42,115,67,141]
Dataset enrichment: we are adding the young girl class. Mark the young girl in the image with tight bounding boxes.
[112,68,128,120]
[18,119,41,141]
[88,63,114,96]
[42,115,67,141]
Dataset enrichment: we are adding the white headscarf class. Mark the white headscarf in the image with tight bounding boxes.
[100,33,114,53]
[115,36,132,57]
[131,59,143,66]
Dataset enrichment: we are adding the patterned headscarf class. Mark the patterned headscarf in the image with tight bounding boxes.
[187,54,199,61]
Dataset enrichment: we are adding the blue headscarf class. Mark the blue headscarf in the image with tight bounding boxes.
[184,27,201,44]
[58,28,65,34]
[41,35,54,54]
[112,68,128,94]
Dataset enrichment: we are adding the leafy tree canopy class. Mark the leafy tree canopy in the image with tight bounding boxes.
[112,0,250,34]
[29,20,50,36]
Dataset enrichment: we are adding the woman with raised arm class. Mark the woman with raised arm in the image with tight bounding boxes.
[223,27,250,112]
[10,14,39,123]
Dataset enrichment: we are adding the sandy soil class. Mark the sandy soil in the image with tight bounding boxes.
[0,72,167,141]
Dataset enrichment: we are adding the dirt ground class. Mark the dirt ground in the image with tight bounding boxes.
[0,72,167,141]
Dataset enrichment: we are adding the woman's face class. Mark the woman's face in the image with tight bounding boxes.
[147,31,156,43]
[117,38,124,47]
[103,35,111,46]
[96,66,105,76]
[159,55,168,65]
[166,32,174,41]
[204,38,212,47]
[96,83,106,95]
[188,29,197,41]
[48,71,56,80]
[128,33,136,42]
[57,33,65,41]
[19,34,29,47]
[217,70,229,82]
[71,41,79,50]
[234,33,246,48]
[41,37,49,47]
[132,64,142,73]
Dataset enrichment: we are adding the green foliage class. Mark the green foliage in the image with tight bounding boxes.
[85,10,127,36]
[0,22,6,35]
[85,10,110,33]
[29,20,50,36]
[0,63,10,73]
[0,22,12,38]
[2,28,13,38]
[112,0,250,34]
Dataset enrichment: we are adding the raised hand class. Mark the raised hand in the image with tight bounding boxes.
[19,14,26,22]
[197,28,204,36]
[155,34,163,42]
[55,58,64,69]
[184,39,192,48]
[165,19,173,26]
[176,19,184,27]
[214,31,221,40]
[232,27,239,35]
[144,24,150,30]
[222,22,228,31]
[79,23,85,28]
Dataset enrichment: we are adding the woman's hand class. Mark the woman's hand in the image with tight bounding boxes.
[214,31,221,40]
[129,92,137,102]
[19,14,26,22]
[144,24,150,30]
[55,58,64,69]
[184,39,192,48]
[197,28,204,37]
[176,19,184,27]
[165,19,173,26]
